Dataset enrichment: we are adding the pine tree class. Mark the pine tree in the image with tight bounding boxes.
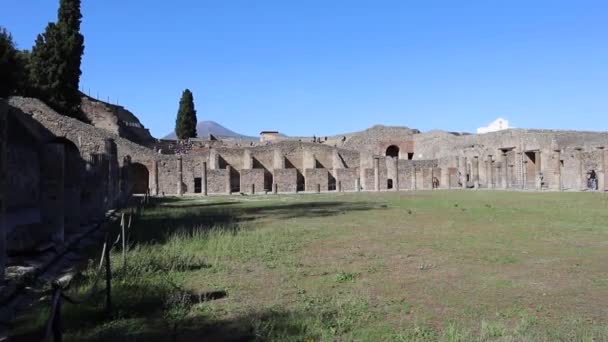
[175,89,198,140]
[30,0,86,121]
[0,27,19,98]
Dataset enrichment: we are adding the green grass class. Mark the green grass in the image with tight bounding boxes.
[13,191,608,341]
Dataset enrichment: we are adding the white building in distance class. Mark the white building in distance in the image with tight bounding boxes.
[477,118,510,134]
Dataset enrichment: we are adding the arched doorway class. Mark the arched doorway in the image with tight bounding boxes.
[130,163,150,194]
[386,145,399,158]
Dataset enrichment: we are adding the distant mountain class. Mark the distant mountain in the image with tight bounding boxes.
[164,121,257,140]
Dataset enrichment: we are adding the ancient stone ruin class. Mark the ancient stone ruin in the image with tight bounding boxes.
[1,96,607,286]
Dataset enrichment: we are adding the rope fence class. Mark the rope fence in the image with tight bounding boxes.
[42,197,149,342]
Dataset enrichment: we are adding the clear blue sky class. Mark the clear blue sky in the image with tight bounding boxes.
[3,1,607,138]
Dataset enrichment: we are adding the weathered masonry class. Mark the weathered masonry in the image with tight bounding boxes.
[126,127,608,197]
[2,96,608,284]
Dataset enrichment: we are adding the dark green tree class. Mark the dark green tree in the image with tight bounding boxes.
[0,27,19,98]
[175,89,198,139]
[29,0,86,120]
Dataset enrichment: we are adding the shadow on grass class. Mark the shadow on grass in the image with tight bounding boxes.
[11,284,317,342]
[133,199,381,245]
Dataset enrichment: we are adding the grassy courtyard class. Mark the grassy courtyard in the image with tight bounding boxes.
[19,191,608,341]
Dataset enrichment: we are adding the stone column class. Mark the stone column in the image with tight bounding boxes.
[535,151,542,190]
[597,147,605,191]
[520,152,526,190]
[209,149,219,170]
[411,166,417,190]
[40,143,65,245]
[460,156,467,189]
[487,155,494,189]
[202,161,208,196]
[578,148,585,190]
[151,160,159,195]
[553,150,562,191]
[603,149,608,191]
[303,150,316,169]
[373,157,380,191]
[226,165,232,194]
[177,156,183,196]
[501,153,508,189]
[273,149,285,169]
[394,159,399,191]
[104,139,118,208]
[243,149,253,169]
[441,166,450,190]
[355,178,361,192]
[119,156,131,203]
[472,156,480,189]
[0,103,6,281]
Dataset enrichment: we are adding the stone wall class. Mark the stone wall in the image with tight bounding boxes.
[336,168,359,191]
[305,169,329,192]
[273,169,298,193]
[240,169,265,194]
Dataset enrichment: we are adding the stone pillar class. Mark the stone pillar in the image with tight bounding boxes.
[250,183,255,195]
[119,156,131,203]
[373,157,380,191]
[151,160,159,195]
[40,143,65,245]
[273,149,285,169]
[516,152,524,189]
[487,155,494,189]
[332,148,343,169]
[535,151,542,190]
[472,156,480,189]
[243,149,253,169]
[460,156,467,189]
[554,150,562,191]
[393,158,399,191]
[226,165,232,194]
[355,178,361,192]
[209,149,219,170]
[411,166,417,190]
[501,153,508,189]
[597,147,605,191]
[104,139,118,208]
[273,183,278,194]
[603,149,608,191]
[578,149,585,190]
[338,181,342,192]
[0,103,6,281]
[202,161,208,196]
[177,156,183,196]
[441,165,450,190]
[316,184,321,193]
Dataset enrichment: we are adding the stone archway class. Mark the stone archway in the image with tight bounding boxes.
[130,163,150,194]
[386,145,400,158]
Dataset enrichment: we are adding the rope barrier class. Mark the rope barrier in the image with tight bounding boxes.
[41,203,141,342]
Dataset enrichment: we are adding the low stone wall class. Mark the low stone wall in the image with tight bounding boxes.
[273,169,297,193]
[207,170,228,194]
[240,169,265,194]
[305,169,329,192]
[336,168,358,191]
